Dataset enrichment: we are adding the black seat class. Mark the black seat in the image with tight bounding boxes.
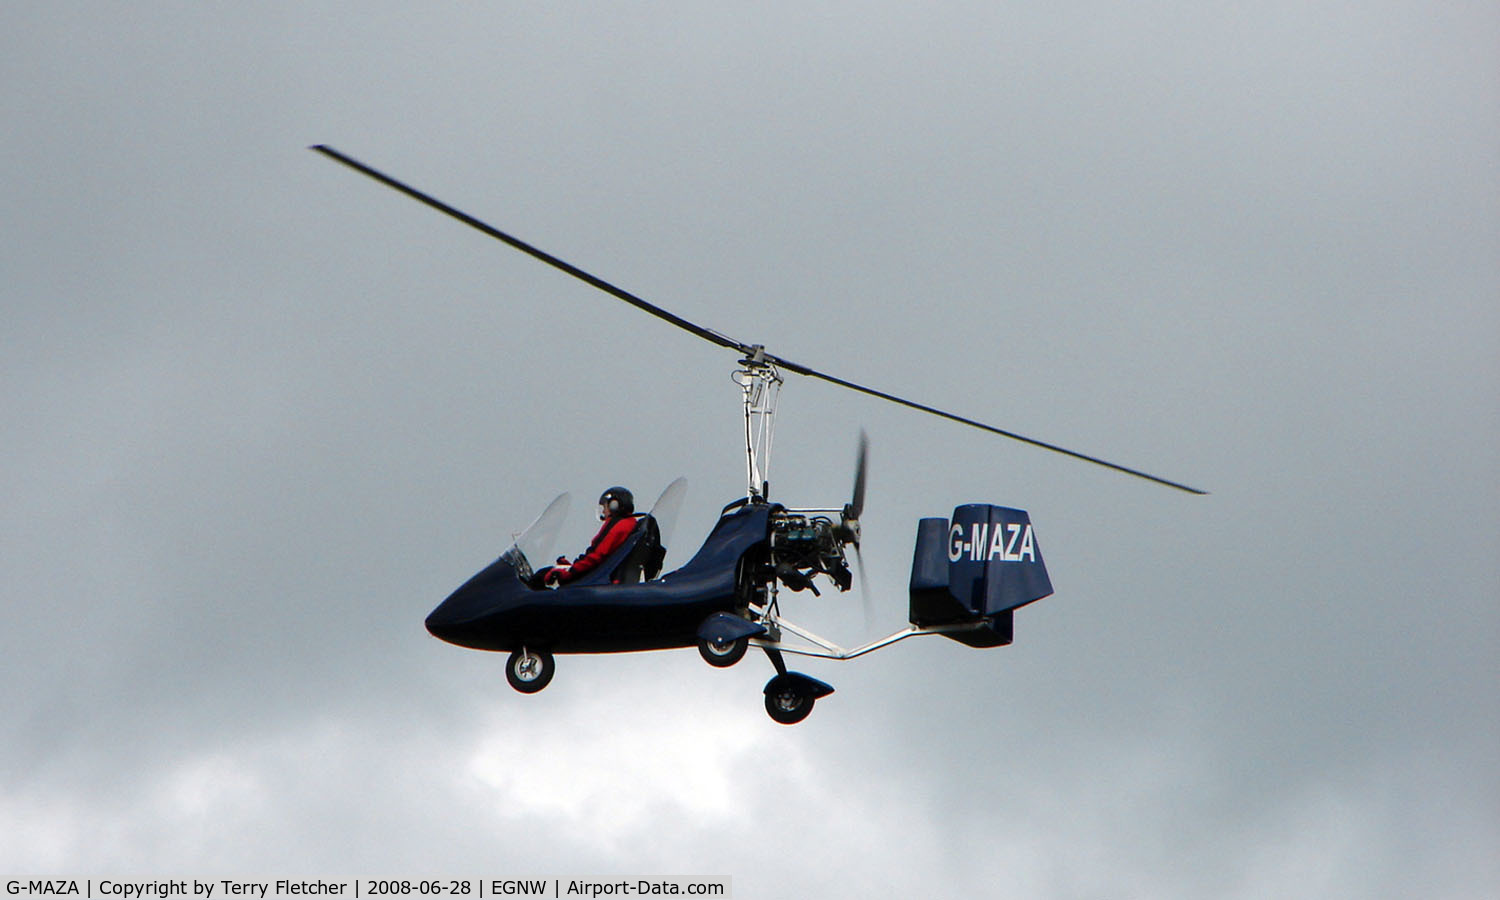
[609,514,664,584]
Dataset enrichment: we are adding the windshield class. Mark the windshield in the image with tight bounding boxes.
[510,492,571,570]
[649,477,688,558]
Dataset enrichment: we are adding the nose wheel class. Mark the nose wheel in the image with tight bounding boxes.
[506,648,556,693]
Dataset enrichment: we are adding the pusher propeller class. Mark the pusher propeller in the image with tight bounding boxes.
[834,430,869,548]
[312,145,1205,495]
[833,431,874,627]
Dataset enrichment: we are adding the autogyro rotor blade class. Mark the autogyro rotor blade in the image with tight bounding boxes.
[311,145,746,355]
[763,352,1205,494]
[312,145,1206,495]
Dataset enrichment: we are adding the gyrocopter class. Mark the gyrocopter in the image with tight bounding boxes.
[314,145,1205,724]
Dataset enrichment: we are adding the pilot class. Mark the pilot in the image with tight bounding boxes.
[542,486,638,586]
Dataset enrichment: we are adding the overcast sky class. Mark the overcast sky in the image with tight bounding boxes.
[3,3,1496,897]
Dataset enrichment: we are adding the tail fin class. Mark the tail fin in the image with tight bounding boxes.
[909,504,1052,647]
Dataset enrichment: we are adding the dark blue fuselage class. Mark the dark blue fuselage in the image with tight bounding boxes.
[425,502,770,654]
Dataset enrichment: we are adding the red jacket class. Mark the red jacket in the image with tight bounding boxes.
[557,515,637,583]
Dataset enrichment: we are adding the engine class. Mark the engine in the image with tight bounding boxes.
[768,510,853,594]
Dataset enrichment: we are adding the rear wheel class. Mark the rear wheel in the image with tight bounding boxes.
[764,684,814,725]
[697,635,748,668]
[505,648,555,693]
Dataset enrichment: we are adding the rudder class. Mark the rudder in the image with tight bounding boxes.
[909,504,1052,646]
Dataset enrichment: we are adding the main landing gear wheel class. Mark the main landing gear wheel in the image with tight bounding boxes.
[697,635,748,668]
[764,683,815,725]
[505,648,555,693]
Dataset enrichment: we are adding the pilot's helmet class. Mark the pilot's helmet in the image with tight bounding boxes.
[598,486,634,519]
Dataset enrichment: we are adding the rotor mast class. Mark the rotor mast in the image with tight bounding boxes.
[734,346,782,501]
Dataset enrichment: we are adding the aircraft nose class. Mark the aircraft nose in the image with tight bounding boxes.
[425,586,483,644]
[425,554,523,649]
[424,605,461,642]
